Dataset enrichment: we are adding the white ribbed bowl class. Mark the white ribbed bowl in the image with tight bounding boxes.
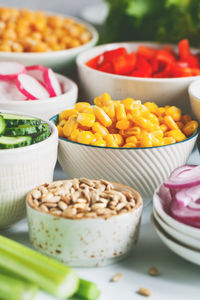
[77,42,200,112]
[51,115,198,204]
[0,74,78,120]
[188,78,200,122]
[0,111,58,229]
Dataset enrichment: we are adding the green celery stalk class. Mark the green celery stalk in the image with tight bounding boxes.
[0,272,38,300]
[0,235,79,299]
[75,279,101,300]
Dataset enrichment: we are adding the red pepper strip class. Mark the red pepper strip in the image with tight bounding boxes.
[137,46,157,60]
[181,55,199,68]
[191,69,200,76]
[130,55,152,77]
[153,64,172,78]
[171,63,193,77]
[112,52,136,75]
[98,62,113,73]
[152,49,175,74]
[102,47,127,64]
[178,39,190,60]
[86,54,101,69]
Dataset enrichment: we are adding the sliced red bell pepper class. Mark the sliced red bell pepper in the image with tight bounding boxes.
[86,54,101,69]
[98,62,113,73]
[137,46,156,60]
[112,52,136,75]
[178,39,190,60]
[191,68,200,76]
[171,62,193,77]
[130,55,152,77]
[102,47,127,64]
[181,55,199,68]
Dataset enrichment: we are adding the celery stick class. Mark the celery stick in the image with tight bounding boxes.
[0,235,79,299]
[75,279,101,300]
[0,272,38,300]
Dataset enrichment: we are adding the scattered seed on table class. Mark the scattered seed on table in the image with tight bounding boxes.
[110,272,122,282]
[148,267,159,276]
[137,287,151,297]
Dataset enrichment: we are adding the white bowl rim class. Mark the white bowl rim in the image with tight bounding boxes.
[153,185,200,236]
[0,73,78,105]
[0,110,58,154]
[50,114,199,150]
[76,41,200,82]
[0,13,98,57]
[188,78,200,101]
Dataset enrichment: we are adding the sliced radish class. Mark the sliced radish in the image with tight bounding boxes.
[0,62,25,80]
[43,68,62,97]
[16,74,50,100]
[0,80,26,101]
[25,65,47,83]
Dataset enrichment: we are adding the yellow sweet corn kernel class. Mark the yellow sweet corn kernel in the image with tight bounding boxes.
[123,143,136,148]
[182,121,199,136]
[93,106,112,127]
[166,106,182,121]
[181,114,192,124]
[92,122,108,137]
[63,115,78,137]
[160,124,168,132]
[77,131,94,144]
[120,98,135,111]
[133,116,155,131]
[116,119,131,130]
[58,119,67,127]
[105,134,118,147]
[150,134,162,147]
[113,134,124,146]
[94,132,102,141]
[70,129,80,142]
[148,113,159,125]
[144,102,158,114]
[163,137,176,145]
[124,127,141,137]
[91,140,106,147]
[139,133,153,147]
[140,105,151,118]
[126,136,137,144]
[77,113,95,127]
[116,104,126,120]
[176,121,184,130]
[75,102,91,112]
[163,115,179,130]
[165,129,186,142]
[156,107,166,116]
[57,125,65,138]
[59,109,77,121]
[102,104,115,119]
[94,93,112,106]
[151,130,163,139]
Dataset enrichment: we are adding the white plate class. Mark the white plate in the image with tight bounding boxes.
[151,214,200,266]
[153,209,200,250]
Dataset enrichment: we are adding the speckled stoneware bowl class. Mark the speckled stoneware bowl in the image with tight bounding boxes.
[26,180,143,267]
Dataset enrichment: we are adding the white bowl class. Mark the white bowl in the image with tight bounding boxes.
[0,15,98,74]
[77,42,200,112]
[153,209,200,250]
[153,186,200,240]
[26,181,143,267]
[188,78,200,122]
[0,74,78,120]
[51,115,198,203]
[151,214,200,266]
[0,110,58,229]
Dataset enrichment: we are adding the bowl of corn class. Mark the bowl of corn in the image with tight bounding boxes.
[0,7,98,74]
[50,93,199,203]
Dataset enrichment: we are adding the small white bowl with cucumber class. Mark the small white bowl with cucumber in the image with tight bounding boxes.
[0,111,58,229]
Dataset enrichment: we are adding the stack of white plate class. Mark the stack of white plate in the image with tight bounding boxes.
[152,187,200,266]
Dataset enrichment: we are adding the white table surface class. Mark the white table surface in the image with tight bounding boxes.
[2,146,200,300]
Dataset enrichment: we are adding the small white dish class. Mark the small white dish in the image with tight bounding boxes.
[0,74,78,119]
[153,208,200,250]
[151,214,200,266]
[153,187,200,241]
[188,78,200,122]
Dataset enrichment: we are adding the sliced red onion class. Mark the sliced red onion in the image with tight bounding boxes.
[175,186,200,208]
[164,165,200,188]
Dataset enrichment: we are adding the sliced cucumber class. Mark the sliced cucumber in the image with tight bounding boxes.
[33,131,51,143]
[0,116,6,135]
[5,123,49,136]
[0,136,32,149]
[0,113,41,127]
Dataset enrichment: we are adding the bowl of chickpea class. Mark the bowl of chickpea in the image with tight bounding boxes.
[0,7,98,74]
[50,93,199,204]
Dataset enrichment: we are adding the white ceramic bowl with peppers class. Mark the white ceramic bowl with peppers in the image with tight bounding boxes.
[0,62,78,119]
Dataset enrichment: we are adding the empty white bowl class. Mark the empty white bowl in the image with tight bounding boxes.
[151,214,200,266]
[0,15,98,74]
[51,115,198,203]
[0,110,58,229]
[0,74,78,120]
[188,78,200,122]
[153,186,200,240]
[77,42,200,112]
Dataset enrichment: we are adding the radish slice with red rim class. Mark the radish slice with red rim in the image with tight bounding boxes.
[25,65,47,84]
[43,68,61,97]
[16,74,50,100]
[0,62,25,80]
